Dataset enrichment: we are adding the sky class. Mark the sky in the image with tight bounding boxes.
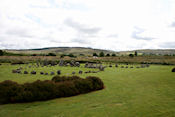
[0,0,175,51]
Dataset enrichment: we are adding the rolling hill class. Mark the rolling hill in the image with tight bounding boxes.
[4,47,175,56]
[4,47,117,56]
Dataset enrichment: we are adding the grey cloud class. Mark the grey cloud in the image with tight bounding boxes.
[171,21,175,27]
[6,28,34,38]
[0,43,17,49]
[64,18,101,34]
[64,18,100,45]
[71,38,92,44]
[159,42,175,48]
[132,27,155,40]
[107,34,118,38]
[0,38,48,49]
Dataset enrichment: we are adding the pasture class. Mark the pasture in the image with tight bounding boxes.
[0,63,175,117]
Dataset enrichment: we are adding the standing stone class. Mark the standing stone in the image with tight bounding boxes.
[109,64,112,67]
[50,72,55,75]
[45,73,48,75]
[24,71,28,74]
[99,65,104,71]
[172,68,175,72]
[17,70,21,74]
[31,71,36,74]
[36,62,40,67]
[59,60,64,66]
[75,62,80,67]
[12,69,17,73]
[85,62,88,68]
[115,64,118,67]
[141,64,145,68]
[51,61,57,66]
[79,70,83,74]
[57,70,61,75]
[70,60,76,67]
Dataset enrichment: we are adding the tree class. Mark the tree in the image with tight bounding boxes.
[106,53,110,57]
[79,54,84,56]
[60,54,65,58]
[99,52,104,57]
[68,53,75,57]
[32,54,37,56]
[112,53,116,57]
[0,50,4,56]
[93,53,98,57]
[48,53,56,56]
[129,54,134,57]
[135,51,138,56]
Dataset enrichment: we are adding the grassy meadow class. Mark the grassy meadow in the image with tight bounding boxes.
[0,63,175,117]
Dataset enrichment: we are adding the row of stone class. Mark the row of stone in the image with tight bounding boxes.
[59,60,80,67]
[110,64,150,68]
[12,69,99,75]
[12,69,61,75]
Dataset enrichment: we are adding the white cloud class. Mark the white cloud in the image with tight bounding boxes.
[0,0,175,50]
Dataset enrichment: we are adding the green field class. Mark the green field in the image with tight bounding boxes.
[0,64,175,117]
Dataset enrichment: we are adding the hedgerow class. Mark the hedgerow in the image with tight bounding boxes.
[0,76,104,104]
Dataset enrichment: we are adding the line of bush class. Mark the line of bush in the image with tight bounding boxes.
[0,76,104,104]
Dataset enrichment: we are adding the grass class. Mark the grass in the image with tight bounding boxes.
[0,63,175,117]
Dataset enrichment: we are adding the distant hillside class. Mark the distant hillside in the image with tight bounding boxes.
[4,47,175,56]
[120,49,175,55]
[5,47,117,56]
[136,49,175,55]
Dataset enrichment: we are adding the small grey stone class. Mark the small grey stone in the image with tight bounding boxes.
[24,71,28,74]
[31,71,36,74]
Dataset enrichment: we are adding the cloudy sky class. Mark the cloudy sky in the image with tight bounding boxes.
[0,0,175,51]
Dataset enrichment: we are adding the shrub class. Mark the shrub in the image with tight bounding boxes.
[47,53,56,56]
[60,54,65,58]
[172,68,175,72]
[79,54,84,56]
[0,50,4,56]
[129,54,134,57]
[56,82,79,97]
[68,53,75,57]
[74,79,93,93]
[0,80,23,104]
[99,52,104,57]
[52,75,81,82]
[86,76,104,90]
[11,61,25,65]
[22,80,57,101]
[106,53,110,57]
[112,53,116,57]
[0,76,104,104]
[93,53,98,57]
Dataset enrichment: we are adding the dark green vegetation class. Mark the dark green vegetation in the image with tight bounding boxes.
[172,67,175,72]
[0,63,175,117]
[0,76,104,104]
